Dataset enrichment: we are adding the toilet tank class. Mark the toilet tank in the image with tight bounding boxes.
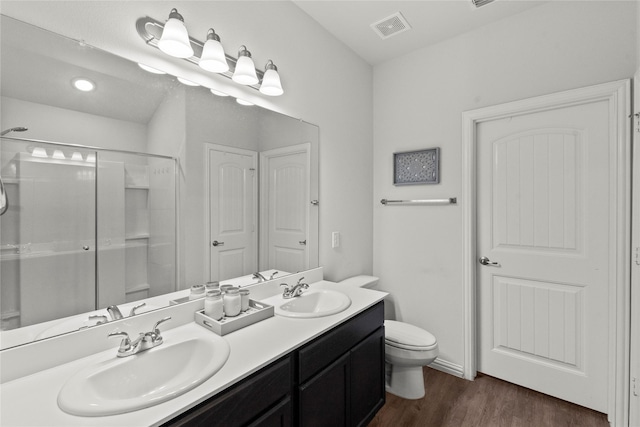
[340,275,379,289]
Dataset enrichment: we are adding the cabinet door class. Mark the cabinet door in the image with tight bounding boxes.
[247,397,292,427]
[350,327,385,427]
[298,352,350,427]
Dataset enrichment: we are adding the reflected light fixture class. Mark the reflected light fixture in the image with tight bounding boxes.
[138,63,166,74]
[31,147,47,158]
[236,98,254,106]
[72,77,95,92]
[259,60,283,96]
[199,29,229,73]
[177,76,199,86]
[157,8,194,58]
[86,153,96,163]
[52,150,65,160]
[232,46,259,86]
[210,89,229,97]
[71,152,83,161]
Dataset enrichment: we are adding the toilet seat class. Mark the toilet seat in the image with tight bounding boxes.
[384,320,437,351]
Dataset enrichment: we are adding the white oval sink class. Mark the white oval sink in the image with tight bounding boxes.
[57,335,230,416]
[263,289,351,318]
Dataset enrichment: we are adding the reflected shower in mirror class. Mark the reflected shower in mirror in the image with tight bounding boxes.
[0,15,318,349]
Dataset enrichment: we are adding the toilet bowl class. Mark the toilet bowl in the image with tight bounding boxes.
[340,275,439,400]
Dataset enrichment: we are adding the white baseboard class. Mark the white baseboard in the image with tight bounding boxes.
[428,357,465,378]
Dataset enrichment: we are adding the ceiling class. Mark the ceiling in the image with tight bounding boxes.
[292,0,548,65]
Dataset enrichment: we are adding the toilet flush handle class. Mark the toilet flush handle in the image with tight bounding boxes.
[479,256,500,267]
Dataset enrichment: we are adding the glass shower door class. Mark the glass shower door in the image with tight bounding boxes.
[0,139,96,331]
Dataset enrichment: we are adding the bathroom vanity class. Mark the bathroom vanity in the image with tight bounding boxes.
[0,276,386,427]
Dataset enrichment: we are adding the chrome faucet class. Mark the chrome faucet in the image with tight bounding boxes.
[128,302,146,316]
[280,277,309,299]
[252,272,267,282]
[269,271,279,280]
[108,316,171,358]
[106,305,123,321]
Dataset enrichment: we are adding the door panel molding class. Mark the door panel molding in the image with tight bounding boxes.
[462,79,631,424]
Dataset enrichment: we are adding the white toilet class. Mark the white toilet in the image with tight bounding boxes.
[340,275,439,400]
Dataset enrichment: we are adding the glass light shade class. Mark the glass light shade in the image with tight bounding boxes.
[72,78,95,92]
[86,153,96,163]
[260,68,284,96]
[232,50,259,85]
[71,152,83,161]
[158,17,194,58]
[200,35,229,73]
[52,150,65,160]
[236,98,254,106]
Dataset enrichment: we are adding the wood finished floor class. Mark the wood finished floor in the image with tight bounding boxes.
[368,367,608,427]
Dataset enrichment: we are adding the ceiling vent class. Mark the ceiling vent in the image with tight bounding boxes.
[471,0,496,8]
[370,12,411,40]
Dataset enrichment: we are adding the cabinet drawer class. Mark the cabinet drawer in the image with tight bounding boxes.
[163,355,292,427]
[298,301,383,383]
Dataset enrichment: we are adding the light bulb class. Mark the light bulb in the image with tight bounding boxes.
[157,9,194,58]
[199,29,229,73]
[259,60,284,96]
[232,46,259,85]
[72,78,95,92]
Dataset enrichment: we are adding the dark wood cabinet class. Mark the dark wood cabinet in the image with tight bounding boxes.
[163,301,384,427]
[297,302,385,427]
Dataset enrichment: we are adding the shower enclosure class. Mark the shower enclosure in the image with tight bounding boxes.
[0,137,177,333]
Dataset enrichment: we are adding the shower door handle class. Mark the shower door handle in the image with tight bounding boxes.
[479,256,500,267]
[212,240,225,247]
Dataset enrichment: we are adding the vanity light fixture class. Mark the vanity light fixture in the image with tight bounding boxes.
[72,77,95,92]
[199,29,229,73]
[136,12,284,96]
[71,152,84,161]
[138,63,167,74]
[157,8,194,58]
[232,46,259,86]
[52,149,66,160]
[259,60,283,96]
[31,147,48,158]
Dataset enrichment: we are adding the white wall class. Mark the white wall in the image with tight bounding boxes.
[373,1,638,368]
[1,97,147,151]
[0,1,374,284]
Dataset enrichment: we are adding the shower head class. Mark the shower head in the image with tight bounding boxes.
[1,127,28,136]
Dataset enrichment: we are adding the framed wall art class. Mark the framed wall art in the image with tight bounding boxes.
[393,147,440,185]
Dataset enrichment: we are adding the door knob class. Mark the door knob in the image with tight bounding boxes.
[479,256,500,267]
[212,240,225,247]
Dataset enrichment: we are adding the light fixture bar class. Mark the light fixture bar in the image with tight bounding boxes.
[136,16,264,91]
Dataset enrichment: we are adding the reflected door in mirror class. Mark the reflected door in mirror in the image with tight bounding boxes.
[260,143,310,273]
[208,146,257,281]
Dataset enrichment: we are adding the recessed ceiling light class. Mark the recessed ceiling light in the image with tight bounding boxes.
[177,77,199,86]
[138,63,167,74]
[72,77,96,92]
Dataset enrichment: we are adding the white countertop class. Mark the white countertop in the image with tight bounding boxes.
[0,280,386,427]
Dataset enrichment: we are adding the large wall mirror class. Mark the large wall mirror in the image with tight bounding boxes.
[0,15,319,349]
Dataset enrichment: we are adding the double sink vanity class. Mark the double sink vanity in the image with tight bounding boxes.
[0,268,387,427]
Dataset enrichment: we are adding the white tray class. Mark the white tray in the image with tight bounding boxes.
[194,299,274,336]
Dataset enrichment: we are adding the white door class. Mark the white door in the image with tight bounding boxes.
[477,95,615,412]
[207,145,257,281]
[260,144,310,273]
[630,67,640,427]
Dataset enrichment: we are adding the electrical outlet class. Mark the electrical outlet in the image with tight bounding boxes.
[332,231,340,248]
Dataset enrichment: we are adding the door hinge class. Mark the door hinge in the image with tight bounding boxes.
[635,247,640,266]
[633,377,639,397]
[632,112,640,134]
